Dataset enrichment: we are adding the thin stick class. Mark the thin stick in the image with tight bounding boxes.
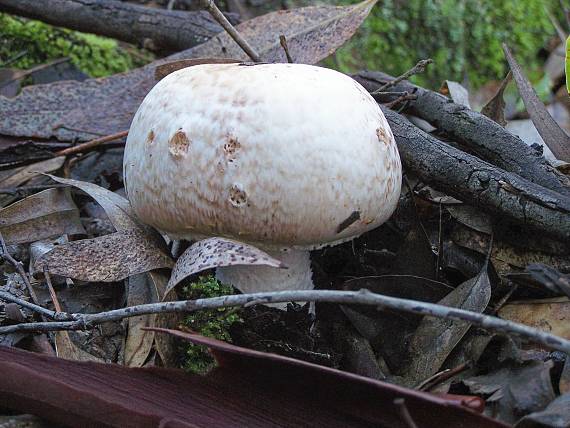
[0,289,569,354]
[201,0,261,62]
[371,59,433,94]
[55,130,128,157]
[0,291,67,320]
[0,232,39,305]
[43,268,63,313]
[279,35,294,63]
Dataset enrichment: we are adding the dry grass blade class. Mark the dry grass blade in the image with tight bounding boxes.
[503,43,570,162]
[481,71,512,127]
[34,229,173,282]
[0,188,85,244]
[165,237,284,296]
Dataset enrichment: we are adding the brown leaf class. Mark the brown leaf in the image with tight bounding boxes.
[440,80,471,108]
[150,270,180,367]
[0,188,85,244]
[0,335,509,428]
[0,0,376,141]
[447,204,493,235]
[403,263,491,385]
[35,229,173,282]
[165,237,284,296]
[503,43,570,162]
[0,157,64,189]
[55,331,103,363]
[124,273,158,367]
[45,175,138,231]
[498,297,570,340]
[481,71,512,127]
[463,361,555,424]
[154,58,241,80]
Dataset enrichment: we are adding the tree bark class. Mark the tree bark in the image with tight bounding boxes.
[354,71,570,197]
[382,106,570,241]
[0,0,238,52]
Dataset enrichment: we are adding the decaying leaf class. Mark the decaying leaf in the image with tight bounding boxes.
[516,393,570,428]
[154,58,241,80]
[45,175,138,231]
[440,80,471,108]
[0,0,377,141]
[35,229,173,282]
[0,336,508,428]
[503,43,570,162]
[165,237,284,296]
[447,204,493,235]
[55,331,103,363]
[150,270,180,367]
[463,360,555,424]
[481,71,512,127]
[526,263,570,298]
[498,297,570,340]
[124,273,158,367]
[0,157,64,190]
[402,263,491,385]
[0,188,85,244]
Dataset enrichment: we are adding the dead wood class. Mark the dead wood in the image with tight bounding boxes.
[354,71,570,197]
[381,106,570,241]
[0,0,238,52]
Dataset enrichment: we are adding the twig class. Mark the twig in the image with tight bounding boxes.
[279,35,294,63]
[384,93,417,109]
[43,268,63,313]
[0,290,569,354]
[201,0,261,62]
[371,59,433,94]
[55,130,128,157]
[0,232,39,306]
[0,291,69,321]
[393,398,419,428]
[416,362,470,391]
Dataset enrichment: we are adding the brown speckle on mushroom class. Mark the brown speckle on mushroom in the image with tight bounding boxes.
[169,129,190,158]
[229,184,247,207]
[146,130,155,146]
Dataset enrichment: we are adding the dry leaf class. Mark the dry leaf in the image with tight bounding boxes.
[0,0,376,141]
[516,393,570,428]
[447,204,493,235]
[154,58,241,80]
[35,229,173,282]
[0,338,508,428]
[481,71,512,127]
[45,175,137,231]
[0,188,85,244]
[440,80,471,108]
[403,263,491,385]
[165,237,284,296]
[0,157,64,190]
[498,297,570,340]
[503,43,570,162]
[55,331,103,363]
[124,273,158,367]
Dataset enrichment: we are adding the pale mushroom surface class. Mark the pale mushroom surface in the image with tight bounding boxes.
[123,63,401,251]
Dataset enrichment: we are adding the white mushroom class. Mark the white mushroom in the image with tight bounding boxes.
[123,63,402,294]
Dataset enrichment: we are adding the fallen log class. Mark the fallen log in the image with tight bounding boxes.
[382,106,570,241]
[0,0,238,52]
[354,71,570,197]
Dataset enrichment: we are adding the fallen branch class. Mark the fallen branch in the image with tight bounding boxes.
[0,0,238,52]
[55,130,128,157]
[382,107,570,241]
[354,71,570,197]
[0,289,569,354]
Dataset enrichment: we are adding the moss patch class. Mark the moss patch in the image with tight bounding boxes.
[0,14,152,77]
[180,275,242,374]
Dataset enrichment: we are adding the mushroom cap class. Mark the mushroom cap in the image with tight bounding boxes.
[123,63,402,250]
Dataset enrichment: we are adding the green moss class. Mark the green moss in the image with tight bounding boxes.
[330,0,558,88]
[180,275,242,374]
[0,14,152,77]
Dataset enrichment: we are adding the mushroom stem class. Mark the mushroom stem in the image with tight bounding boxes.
[215,248,314,299]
